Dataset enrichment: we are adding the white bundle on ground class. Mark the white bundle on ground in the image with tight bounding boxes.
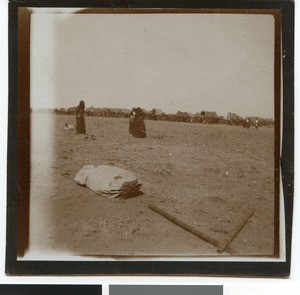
[63,123,74,131]
[75,165,142,199]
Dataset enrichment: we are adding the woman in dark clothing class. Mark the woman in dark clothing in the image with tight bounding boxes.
[132,107,146,138]
[129,107,136,135]
[75,100,86,134]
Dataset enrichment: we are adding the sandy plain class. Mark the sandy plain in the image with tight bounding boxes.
[28,113,275,258]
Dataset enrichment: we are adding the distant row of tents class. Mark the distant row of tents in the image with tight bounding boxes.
[34,107,274,127]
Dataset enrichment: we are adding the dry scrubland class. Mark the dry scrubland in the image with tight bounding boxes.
[29,113,275,258]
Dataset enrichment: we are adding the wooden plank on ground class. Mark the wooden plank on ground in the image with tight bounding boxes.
[148,203,239,256]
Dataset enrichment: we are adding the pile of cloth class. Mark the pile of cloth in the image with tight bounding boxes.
[75,165,142,199]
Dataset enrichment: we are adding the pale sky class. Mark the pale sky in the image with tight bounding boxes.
[31,10,275,118]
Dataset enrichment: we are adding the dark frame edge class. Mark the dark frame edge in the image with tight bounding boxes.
[6,0,19,273]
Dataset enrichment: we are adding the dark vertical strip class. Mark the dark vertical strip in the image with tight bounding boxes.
[273,10,281,258]
[281,1,294,270]
[17,7,31,257]
[6,1,19,269]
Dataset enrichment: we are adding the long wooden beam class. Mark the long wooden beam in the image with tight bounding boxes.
[148,203,239,256]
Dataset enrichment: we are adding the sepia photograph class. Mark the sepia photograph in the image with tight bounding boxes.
[6,0,294,276]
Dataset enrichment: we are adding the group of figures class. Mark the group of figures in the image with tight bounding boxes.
[73,100,259,137]
[129,107,147,138]
[74,101,147,138]
[243,118,259,129]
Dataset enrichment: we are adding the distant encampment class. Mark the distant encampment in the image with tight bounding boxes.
[32,106,274,127]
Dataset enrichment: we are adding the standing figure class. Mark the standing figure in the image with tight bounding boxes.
[133,107,146,138]
[75,100,86,134]
[243,118,251,129]
[129,107,136,135]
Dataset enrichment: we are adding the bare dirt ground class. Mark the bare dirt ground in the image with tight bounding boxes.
[29,113,275,258]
